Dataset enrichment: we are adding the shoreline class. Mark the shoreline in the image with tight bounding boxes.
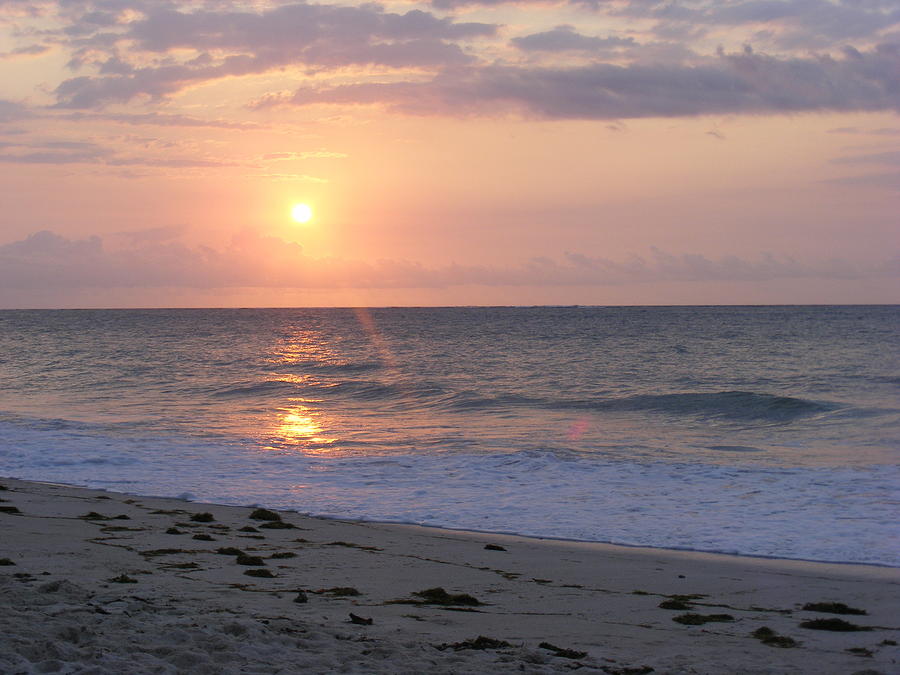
[1,476,898,674]
[14,476,900,576]
[12,476,899,572]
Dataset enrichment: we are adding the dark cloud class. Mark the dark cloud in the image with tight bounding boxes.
[266,44,900,119]
[1,230,896,291]
[611,0,900,49]
[512,26,635,53]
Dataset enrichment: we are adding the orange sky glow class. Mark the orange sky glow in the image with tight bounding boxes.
[0,0,898,307]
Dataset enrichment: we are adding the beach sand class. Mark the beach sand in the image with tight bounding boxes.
[0,477,896,674]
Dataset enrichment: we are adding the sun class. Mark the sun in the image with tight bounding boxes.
[291,203,313,224]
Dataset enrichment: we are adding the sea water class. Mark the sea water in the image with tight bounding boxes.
[0,306,897,566]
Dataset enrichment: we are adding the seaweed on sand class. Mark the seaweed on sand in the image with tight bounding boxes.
[751,627,799,648]
[249,508,281,521]
[799,618,872,632]
[326,541,381,550]
[409,587,481,606]
[436,636,511,651]
[802,602,867,615]
[316,587,361,597]
[539,642,587,659]
[108,574,138,583]
[672,613,734,625]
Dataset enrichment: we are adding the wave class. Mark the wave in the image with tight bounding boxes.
[432,389,839,423]
[596,391,838,422]
[210,380,301,398]
[274,360,383,375]
[206,377,844,425]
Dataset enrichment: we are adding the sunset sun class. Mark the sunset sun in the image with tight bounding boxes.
[291,203,313,224]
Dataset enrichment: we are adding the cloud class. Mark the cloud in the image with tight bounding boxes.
[512,26,635,53]
[832,150,900,166]
[0,100,32,123]
[0,44,50,59]
[60,111,265,129]
[0,138,243,168]
[52,3,498,108]
[260,150,347,160]
[1,230,896,292]
[265,43,900,120]
[827,126,900,136]
[611,0,900,49]
[823,171,900,190]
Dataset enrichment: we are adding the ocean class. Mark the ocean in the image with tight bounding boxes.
[0,306,897,566]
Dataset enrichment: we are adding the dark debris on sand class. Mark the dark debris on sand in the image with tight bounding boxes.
[249,508,281,521]
[800,618,873,632]
[436,636,511,651]
[409,587,482,606]
[751,626,799,648]
[315,587,361,597]
[672,613,734,625]
[189,512,215,522]
[108,574,138,584]
[802,602,867,615]
[259,521,296,530]
[539,642,588,659]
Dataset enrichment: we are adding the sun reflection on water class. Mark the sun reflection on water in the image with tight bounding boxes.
[273,404,337,453]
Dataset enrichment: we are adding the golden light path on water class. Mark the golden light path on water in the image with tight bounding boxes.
[275,405,336,452]
[263,308,407,455]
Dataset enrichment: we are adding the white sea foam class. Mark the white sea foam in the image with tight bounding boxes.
[1,421,896,567]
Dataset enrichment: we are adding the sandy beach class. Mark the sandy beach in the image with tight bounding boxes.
[0,477,896,674]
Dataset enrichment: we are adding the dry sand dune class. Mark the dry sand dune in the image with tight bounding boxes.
[1,477,897,674]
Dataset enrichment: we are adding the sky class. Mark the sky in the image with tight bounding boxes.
[0,0,898,308]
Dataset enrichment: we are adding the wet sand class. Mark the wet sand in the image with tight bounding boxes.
[0,477,897,674]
